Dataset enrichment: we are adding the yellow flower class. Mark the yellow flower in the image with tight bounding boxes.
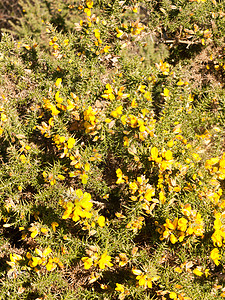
[167,140,174,148]
[169,292,177,299]
[193,267,203,276]
[177,218,188,232]
[156,59,170,75]
[97,216,105,227]
[151,147,158,161]
[97,251,113,269]
[51,222,59,232]
[1,113,7,122]
[170,233,177,244]
[29,256,41,268]
[94,29,100,39]
[129,181,138,194]
[144,188,155,201]
[20,154,26,163]
[165,218,177,230]
[116,168,125,184]
[67,137,76,149]
[210,248,221,265]
[86,0,93,9]
[164,150,173,161]
[163,88,170,97]
[29,226,39,238]
[131,99,138,108]
[192,153,201,162]
[101,84,115,100]
[61,189,93,222]
[7,253,23,267]
[81,173,88,184]
[111,106,123,118]
[46,257,57,271]
[115,283,124,292]
[135,272,160,289]
[116,28,124,38]
[84,8,91,16]
[55,91,63,103]
[174,267,182,273]
[40,227,48,235]
[55,78,62,88]
[42,247,52,257]
[82,257,93,269]
[118,253,128,267]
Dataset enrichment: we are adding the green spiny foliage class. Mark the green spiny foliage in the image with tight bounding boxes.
[0,0,225,299]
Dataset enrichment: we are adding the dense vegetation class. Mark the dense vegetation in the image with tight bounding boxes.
[0,0,225,299]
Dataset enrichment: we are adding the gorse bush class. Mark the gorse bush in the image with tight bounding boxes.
[0,0,225,299]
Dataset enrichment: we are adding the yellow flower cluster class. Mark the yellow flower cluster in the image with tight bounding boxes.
[116,21,144,38]
[48,32,69,58]
[157,204,204,244]
[205,153,225,180]
[121,110,156,141]
[82,248,113,270]
[129,175,158,214]
[132,269,160,289]
[55,91,78,112]
[27,223,49,239]
[53,135,76,156]
[115,283,130,299]
[101,84,130,101]
[83,106,100,134]
[126,216,145,232]
[115,253,129,267]
[149,146,174,172]
[49,36,60,57]
[193,266,210,277]
[0,102,7,136]
[116,168,128,184]
[36,120,52,138]
[101,83,115,100]
[26,247,63,272]
[60,188,93,222]
[130,22,145,36]
[78,0,93,17]
[211,211,225,247]
[210,248,221,265]
[6,253,24,278]
[156,59,170,75]
[42,97,60,116]
[137,84,152,101]
[42,170,65,186]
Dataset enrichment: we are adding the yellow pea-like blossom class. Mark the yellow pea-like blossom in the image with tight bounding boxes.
[82,257,93,269]
[51,222,59,232]
[193,267,203,276]
[97,251,113,269]
[151,147,158,161]
[210,248,221,265]
[97,216,105,227]
[55,78,62,88]
[115,283,124,292]
[67,137,76,149]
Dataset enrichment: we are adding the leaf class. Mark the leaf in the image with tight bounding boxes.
[128,144,137,155]
[173,124,182,134]
[108,120,115,129]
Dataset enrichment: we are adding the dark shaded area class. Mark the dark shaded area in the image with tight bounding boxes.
[168,42,204,65]
[0,0,22,31]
